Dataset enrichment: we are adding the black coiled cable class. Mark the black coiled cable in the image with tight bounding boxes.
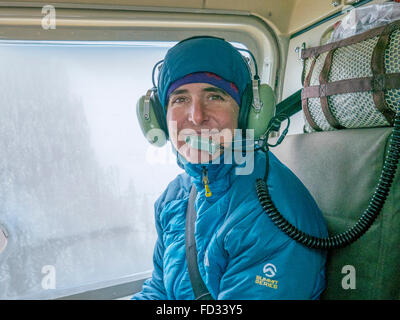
[256,109,400,250]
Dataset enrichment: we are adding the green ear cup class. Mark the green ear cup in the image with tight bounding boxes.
[136,91,168,147]
[247,83,276,140]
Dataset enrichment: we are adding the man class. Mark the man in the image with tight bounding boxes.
[133,36,328,300]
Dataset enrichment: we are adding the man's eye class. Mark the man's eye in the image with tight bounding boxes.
[208,94,224,101]
[172,96,187,104]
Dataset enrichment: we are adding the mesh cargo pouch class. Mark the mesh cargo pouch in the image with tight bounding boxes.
[301,19,400,133]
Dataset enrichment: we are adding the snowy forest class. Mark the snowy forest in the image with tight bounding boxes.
[0,43,178,299]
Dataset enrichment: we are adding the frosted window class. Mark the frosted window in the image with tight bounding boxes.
[0,40,183,299]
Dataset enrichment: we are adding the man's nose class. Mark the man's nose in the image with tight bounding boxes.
[188,98,207,125]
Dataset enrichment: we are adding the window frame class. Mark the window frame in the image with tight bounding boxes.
[0,4,281,96]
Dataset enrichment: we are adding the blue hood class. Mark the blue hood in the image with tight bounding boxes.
[157,37,252,109]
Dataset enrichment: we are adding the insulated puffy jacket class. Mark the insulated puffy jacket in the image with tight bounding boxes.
[132,149,328,300]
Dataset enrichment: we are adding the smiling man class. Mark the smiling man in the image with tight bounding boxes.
[133,36,328,300]
[167,78,240,164]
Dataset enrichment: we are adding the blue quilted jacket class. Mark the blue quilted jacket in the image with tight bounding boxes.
[132,149,328,300]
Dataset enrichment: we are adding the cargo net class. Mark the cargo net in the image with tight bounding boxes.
[304,29,400,132]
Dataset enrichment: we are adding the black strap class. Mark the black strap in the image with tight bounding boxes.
[276,89,302,117]
[185,185,214,300]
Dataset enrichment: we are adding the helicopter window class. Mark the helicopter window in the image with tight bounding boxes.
[0,40,185,299]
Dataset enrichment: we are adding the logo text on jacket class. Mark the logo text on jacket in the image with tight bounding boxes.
[255,263,279,290]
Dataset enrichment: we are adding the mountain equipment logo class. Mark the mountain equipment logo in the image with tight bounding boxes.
[255,263,279,290]
[263,263,277,278]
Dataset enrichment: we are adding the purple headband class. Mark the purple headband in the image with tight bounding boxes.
[166,72,241,106]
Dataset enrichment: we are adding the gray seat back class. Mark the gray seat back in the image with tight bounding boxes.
[271,127,400,299]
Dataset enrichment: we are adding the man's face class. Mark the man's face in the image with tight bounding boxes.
[166,82,240,163]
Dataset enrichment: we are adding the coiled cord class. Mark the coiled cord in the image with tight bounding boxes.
[256,109,400,250]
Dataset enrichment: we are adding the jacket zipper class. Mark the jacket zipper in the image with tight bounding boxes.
[202,167,212,198]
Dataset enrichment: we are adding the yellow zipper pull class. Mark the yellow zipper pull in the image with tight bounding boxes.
[204,184,212,198]
[202,167,212,198]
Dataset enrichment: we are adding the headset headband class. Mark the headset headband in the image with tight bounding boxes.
[151,37,260,91]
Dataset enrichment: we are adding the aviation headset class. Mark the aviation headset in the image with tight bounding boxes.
[136,36,276,147]
[136,36,398,252]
